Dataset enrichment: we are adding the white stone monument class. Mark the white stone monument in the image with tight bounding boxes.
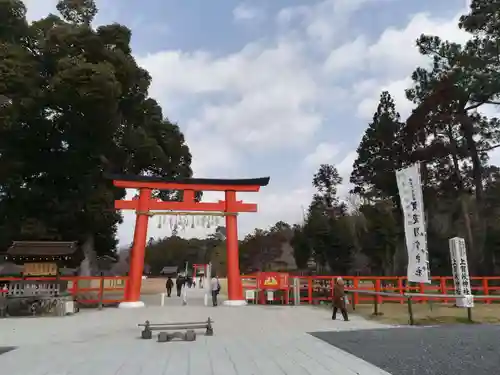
[449,237,474,308]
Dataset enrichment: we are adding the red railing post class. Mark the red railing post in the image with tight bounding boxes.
[397,277,404,304]
[330,277,335,300]
[73,276,79,297]
[482,278,490,304]
[419,283,425,303]
[353,277,359,305]
[440,277,447,303]
[307,277,313,304]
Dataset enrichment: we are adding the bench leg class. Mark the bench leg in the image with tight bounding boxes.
[141,328,152,339]
[205,325,213,336]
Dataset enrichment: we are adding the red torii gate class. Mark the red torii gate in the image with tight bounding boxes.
[192,263,208,277]
[107,174,269,308]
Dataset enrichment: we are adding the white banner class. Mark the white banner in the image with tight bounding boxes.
[396,163,431,283]
[449,237,473,307]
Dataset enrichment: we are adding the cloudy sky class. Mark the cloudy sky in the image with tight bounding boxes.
[25,0,494,247]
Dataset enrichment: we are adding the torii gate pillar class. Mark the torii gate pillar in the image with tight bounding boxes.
[224,191,244,304]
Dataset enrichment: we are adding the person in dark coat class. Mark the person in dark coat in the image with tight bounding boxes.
[176,275,184,297]
[332,277,349,321]
[166,277,174,297]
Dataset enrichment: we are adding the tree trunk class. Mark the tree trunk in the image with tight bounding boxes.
[458,111,485,274]
[446,124,476,268]
[79,233,98,276]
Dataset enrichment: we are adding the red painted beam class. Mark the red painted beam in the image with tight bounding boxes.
[114,200,258,212]
[112,180,263,192]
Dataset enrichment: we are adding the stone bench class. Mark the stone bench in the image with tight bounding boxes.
[138,317,214,339]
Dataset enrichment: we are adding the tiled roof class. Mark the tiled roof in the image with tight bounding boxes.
[7,241,78,256]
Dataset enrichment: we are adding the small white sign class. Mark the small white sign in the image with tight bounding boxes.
[245,289,255,300]
[449,237,474,308]
[266,291,274,301]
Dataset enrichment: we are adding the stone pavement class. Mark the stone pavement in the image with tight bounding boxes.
[0,287,395,375]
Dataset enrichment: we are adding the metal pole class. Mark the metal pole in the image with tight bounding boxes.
[182,262,188,305]
[293,277,300,305]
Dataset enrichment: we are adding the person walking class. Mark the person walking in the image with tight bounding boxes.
[210,275,221,307]
[176,275,183,297]
[165,277,173,297]
[332,277,349,321]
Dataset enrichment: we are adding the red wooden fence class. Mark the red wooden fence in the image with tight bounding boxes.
[3,275,499,307]
[0,276,127,305]
[241,275,500,304]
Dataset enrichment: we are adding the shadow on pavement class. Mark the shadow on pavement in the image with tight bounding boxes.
[0,347,16,356]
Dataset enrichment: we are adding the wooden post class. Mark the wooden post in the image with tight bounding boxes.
[467,307,473,322]
[407,296,415,325]
[372,294,379,316]
[375,279,382,305]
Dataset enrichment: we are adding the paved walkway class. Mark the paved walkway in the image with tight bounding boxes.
[0,288,394,375]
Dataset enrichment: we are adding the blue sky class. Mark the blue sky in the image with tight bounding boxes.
[25,0,484,247]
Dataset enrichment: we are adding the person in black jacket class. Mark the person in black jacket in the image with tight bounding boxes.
[165,277,174,297]
[175,276,184,297]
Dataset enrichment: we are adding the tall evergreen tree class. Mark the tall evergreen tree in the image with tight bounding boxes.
[350,91,405,203]
[0,0,193,264]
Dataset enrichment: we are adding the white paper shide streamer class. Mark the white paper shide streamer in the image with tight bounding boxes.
[396,163,431,283]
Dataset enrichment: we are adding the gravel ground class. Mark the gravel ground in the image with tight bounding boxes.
[311,325,500,375]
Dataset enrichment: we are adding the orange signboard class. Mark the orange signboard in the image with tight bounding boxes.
[258,272,289,290]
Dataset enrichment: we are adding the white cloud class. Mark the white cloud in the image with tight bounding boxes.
[137,39,323,158]
[23,0,58,21]
[23,0,118,25]
[233,3,264,22]
[124,1,473,244]
[231,187,314,236]
[277,0,384,47]
[303,142,340,167]
[356,77,413,119]
[353,10,469,120]
[323,36,368,73]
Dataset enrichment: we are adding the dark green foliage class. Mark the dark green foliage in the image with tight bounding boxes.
[0,0,192,257]
[350,91,405,203]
